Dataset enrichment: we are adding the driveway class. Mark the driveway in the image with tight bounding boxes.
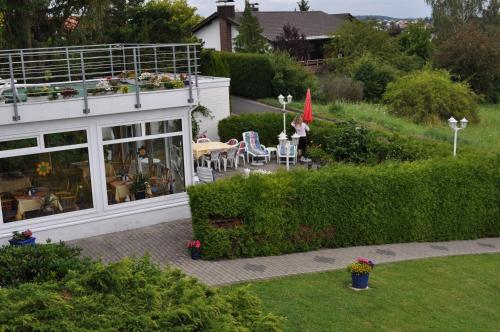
[231,96,281,115]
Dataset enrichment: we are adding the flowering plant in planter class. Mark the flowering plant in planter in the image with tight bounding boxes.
[187,240,202,260]
[139,72,154,81]
[348,257,375,290]
[9,230,36,246]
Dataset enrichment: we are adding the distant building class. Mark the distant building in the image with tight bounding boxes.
[193,0,354,60]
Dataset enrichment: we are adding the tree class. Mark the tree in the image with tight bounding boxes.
[234,1,268,53]
[274,24,311,60]
[297,0,310,11]
[425,0,500,38]
[434,24,500,101]
[398,22,433,60]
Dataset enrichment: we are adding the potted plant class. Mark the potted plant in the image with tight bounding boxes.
[61,87,78,99]
[348,257,375,290]
[9,230,36,246]
[187,240,201,260]
[129,173,151,200]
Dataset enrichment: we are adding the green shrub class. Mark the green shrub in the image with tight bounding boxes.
[319,74,364,103]
[384,69,480,124]
[0,242,92,288]
[200,49,230,78]
[0,256,284,331]
[189,156,500,259]
[269,52,317,99]
[352,55,397,102]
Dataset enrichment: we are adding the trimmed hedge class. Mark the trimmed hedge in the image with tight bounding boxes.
[189,156,500,259]
[218,112,451,162]
[201,50,274,99]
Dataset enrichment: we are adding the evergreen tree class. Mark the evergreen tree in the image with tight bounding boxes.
[234,1,267,53]
[297,0,310,11]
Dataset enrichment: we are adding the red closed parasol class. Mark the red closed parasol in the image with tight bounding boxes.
[303,88,313,124]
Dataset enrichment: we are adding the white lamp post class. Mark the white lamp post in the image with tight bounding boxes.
[448,116,468,157]
[278,94,293,136]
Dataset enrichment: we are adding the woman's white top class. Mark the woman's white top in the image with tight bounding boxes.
[291,122,310,137]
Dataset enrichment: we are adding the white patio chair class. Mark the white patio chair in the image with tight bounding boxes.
[197,137,211,143]
[196,167,215,183]
[277,143,297,165]
[226,138,238,146]
[221,146,238,172]
[235,141,246,168]
[203,149,221,172]
[242,131,270,164]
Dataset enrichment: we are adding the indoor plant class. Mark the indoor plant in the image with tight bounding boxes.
[348,257,375,289]
[187,240,201,260]
[9,230,36,246]
[129,173,151,200]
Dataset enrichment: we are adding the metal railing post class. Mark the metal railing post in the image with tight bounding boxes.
[20,50,26,84]
[80,52,90,114]
[137,47,141,73]
[153,46,158,74]
[66,48,72,81]
[187,45,194,104]
[109,45,114,77]
[193,45,199,88]
[172,45,177,79]
[122,45,127,72]
[9,55,21,121]
[133,48,141,109]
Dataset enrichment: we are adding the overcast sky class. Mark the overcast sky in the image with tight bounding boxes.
[189,0,432,19]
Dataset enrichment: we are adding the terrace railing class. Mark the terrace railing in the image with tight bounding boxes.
[0,43,200,121]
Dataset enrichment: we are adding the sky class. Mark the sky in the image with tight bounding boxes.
[189,0,432,19]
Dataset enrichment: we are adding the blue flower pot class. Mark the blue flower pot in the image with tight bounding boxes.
[190,250,201,260]
[351,273,370,289]
[9,237,36,246]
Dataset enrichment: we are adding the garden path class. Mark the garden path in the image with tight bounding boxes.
[70,219,500,286]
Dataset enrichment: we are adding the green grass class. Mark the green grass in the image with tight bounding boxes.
[260,98,500,152]
[226,254,500,332]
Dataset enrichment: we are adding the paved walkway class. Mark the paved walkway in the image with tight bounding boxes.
[70,219,500,286]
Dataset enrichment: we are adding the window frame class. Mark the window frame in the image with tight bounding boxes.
[0,127,95,225]
[98,117,187,210]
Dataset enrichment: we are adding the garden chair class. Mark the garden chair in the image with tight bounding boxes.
[1,197,16,222]
[196,167,215,184]
[242,131,270,164]
[226,138,238,146]
[235,141,246,168]
[203,149,221,172]
[221,146,238,172]
[277,142,297,165]
[196,138,211,143]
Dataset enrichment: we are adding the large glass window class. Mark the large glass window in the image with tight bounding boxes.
[102,120,185,205]
[1,131,93,223]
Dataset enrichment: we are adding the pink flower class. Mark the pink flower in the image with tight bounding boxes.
[195,240,201,249]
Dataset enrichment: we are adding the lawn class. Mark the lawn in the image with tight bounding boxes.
[226,254,500,332]
[260,98,500,152]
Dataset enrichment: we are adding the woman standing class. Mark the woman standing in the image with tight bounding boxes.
[291,114,310,162]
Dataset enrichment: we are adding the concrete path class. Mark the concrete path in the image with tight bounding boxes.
[70,219,500,286]
[231,96,282,115]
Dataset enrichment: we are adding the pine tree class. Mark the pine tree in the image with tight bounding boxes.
[234,1,268,53]
[297,0,310,11]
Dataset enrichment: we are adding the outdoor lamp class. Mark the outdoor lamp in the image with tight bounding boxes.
[287,94,293,104]
[448,117,457,129]
[278,94,285,105]
[291,133,300,146]
[447,116,467,157]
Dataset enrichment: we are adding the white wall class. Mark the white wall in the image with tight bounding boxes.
[195,19,222,51]
[196,78,231,141]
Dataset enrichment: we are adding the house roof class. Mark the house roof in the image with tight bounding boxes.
[193,11,353,41]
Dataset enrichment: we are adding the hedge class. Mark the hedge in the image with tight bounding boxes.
[0,254,284,331]
[188,156,500,259]
[218,112,451,162]
[201,50,274,99]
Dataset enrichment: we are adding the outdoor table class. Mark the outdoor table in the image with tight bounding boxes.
[192,142,232,159]
[14,193,63,220]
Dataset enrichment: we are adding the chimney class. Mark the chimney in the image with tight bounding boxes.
[250,2,259,12]
[217,1,235,52]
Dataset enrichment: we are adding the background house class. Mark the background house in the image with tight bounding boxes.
[193,0,353,60]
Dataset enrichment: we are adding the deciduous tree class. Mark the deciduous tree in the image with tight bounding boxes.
[274,24,311,60]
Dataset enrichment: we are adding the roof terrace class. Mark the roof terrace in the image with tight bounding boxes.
[0,43,203,124]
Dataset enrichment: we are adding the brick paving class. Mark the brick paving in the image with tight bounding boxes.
[70,219,500,286]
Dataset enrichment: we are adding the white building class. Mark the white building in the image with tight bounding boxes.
[0,43,230,244]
